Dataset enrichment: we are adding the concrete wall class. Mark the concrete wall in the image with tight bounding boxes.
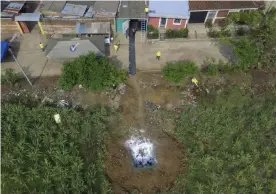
[217,10,229,17]
[41,18,114,34]
[166,18,186,29]
[1,19,19,34]
[148,17,159,28]
[148,17,187,29]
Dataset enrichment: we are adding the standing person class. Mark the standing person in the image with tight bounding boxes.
[192,77,199,87]
[39,42,44,51]
[144,6,149,16]
[114,43,119,53]
[156,51,161,60]
[125,28,129,39]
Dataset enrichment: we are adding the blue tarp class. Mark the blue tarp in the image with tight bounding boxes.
[1,41,8,62]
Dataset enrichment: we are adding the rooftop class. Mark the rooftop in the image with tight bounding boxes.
[45,37,106,59]
[118,1,148,19]
[149,1,189,19]
[40,1,66,13]
[189,1,265,11]
[93,1,119,18]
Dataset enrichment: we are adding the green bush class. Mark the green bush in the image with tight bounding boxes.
[147,25,159,39]
[220,29,232,37]
[232,38,259,71]
[207,29,220,38]
[59,52,127,91]
[1,104,111,193]
[165,28,189,39]
[1,68,20,85]
[207,63,219,76]
[205,20,213,28]
[162,60,198,83]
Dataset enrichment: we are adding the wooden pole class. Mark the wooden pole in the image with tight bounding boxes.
[8,48,33,86]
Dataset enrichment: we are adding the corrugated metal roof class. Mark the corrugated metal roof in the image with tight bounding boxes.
[118,1,147,19]
[46,39,105,59]
[189,1,264,11]
[76,22,110,34]
[40,1,66,13]
[84,6,93,18]
[93,1,119,18]
[61,3,87,16]
[15,12,42,21]
[2,2,25,14]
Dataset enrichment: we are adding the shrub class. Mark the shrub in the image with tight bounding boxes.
[165,28,189,39]
[207,29,220,38]
[1,68,20,85]
[162,60,198,83]
[59,52,127,91]
[207,63,219,76]
[205,20,213,28]
[147,25,159,39]
[235,27,247,36]
[220,29,232,37]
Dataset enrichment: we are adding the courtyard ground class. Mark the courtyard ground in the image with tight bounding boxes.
[1,32,226,77]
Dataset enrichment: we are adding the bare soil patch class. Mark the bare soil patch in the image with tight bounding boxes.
[105,132,185,194]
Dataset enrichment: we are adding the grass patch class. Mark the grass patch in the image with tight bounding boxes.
[162,61,198,83]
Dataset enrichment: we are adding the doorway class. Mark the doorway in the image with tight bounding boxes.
[160,18,167,27]
[189,11,208,23]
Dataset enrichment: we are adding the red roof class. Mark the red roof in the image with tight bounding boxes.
[189,1,264,11]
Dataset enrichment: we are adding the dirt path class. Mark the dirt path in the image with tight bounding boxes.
[105,74,186,194]
[128,76,145,128]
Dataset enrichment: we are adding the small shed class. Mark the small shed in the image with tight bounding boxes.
[45,37,106,59]
[75,22,111,34]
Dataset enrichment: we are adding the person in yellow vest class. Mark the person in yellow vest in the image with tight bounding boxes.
[192,77,199,87]
[114,43,119,53]
[144,7,149,16]
[39,42,44,51]
[156,51,161,60]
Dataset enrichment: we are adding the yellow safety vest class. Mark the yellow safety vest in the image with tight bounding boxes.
[192,78,198,86]
[39,43,44,49]
[144,7,149,13]
[156,51,161,57]
[114,45,118,50]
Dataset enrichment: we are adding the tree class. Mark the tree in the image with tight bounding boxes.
[59,52,127,91]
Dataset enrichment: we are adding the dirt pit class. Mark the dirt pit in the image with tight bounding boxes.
[105,132,185,194]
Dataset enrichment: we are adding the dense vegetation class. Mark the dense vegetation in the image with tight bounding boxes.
[1,104,111,193]
[169,89,276,193]
[227,8,276,69]
[162,61,198,83]
[1,68,19,85]
[59,52,127,91]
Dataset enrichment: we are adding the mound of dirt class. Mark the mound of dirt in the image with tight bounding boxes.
[105,132,185,194]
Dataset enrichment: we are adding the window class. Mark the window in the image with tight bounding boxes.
[207,11,216,19]
[173,18,181,25]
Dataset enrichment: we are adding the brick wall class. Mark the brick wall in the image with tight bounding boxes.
[41,18,114,34]
[166,18,186,29]
[217,10,229,17]
[1,19,19,34]
[148,17,160,28]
